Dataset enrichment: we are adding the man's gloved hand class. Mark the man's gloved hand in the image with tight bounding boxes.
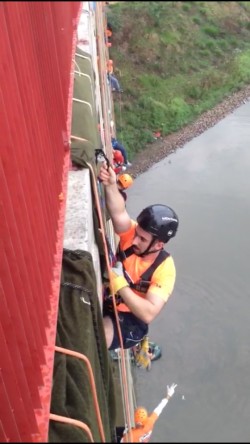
[110,261,129,294]
[167,383,177,399]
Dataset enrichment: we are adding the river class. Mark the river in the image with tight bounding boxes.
[126,101,250,442]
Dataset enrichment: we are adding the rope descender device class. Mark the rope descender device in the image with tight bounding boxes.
[95,148,110,170]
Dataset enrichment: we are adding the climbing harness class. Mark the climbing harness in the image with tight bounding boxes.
[118,246,170,293]
[103,246,170,314]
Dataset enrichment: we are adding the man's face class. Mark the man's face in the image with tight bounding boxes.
[132,224,155,255]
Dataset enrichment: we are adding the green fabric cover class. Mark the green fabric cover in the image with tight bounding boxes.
[71,47,101,167]
[49,249,117,442]
[71,100,98,148]
[71,139,96,168]
[75,49,94,83]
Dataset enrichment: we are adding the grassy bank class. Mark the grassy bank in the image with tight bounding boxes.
[107,1,250,160]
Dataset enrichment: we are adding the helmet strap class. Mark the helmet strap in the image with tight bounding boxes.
[138,237,162,257]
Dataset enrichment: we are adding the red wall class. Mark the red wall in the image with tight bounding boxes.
[0,2,82,441]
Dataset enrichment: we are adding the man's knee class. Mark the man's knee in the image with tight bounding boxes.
[103,316,114,349]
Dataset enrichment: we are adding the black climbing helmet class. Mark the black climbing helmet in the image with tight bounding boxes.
[137,204,179,243]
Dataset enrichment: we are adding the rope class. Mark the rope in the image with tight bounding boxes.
[87,157,133,442]
[118,92,124,145]
[92,4,134,440]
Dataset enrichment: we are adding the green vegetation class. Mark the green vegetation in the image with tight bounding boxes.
[107,1,250,160]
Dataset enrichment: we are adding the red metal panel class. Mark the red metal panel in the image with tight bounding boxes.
[0,420,8,443]
[0,319,34,441]
[0,1,82,441]
[0,372,21,442]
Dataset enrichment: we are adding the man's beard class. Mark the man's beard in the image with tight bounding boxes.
[132,245,140,255]
[132,245,149,257]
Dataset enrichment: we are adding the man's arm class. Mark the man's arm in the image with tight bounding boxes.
[118,286,165,324]
[99,162,131,233]
[111,256,175,324]
[111,262,168,324]
[153,383,178,417]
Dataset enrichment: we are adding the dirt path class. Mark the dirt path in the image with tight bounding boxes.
[127,85,250,178]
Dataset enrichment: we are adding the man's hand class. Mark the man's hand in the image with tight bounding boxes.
[166,383,177,399]
[98,162,117,186]
[98,161,131,234]
[111,261,129,294]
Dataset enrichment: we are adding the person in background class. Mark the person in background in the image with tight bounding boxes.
[111,137,131,167]
[107,59,123,93]
[113,149,125,175]
[117,173,134,202]
[120,383,177,443]
[109,73,123,92]
[98,162,179,351]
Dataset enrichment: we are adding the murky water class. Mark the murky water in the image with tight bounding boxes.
[126,102,250,442]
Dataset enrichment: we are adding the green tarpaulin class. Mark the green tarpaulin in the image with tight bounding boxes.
[49,249,117,442]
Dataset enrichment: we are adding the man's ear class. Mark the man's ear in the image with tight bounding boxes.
[155,239,164,250]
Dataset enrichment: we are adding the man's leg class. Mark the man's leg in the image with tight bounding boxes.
[110,74,122,92]
[103,315,114,348]
[103,312,148,350]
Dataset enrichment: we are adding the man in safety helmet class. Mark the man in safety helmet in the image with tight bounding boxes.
[99,162,179,351]
[111,137,132,167]
[120,383,177,443]
[117,173,134,202]
[113,149,125,174]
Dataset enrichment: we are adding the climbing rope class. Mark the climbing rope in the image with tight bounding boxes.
[87,160,133,441]
[89,6,135,439]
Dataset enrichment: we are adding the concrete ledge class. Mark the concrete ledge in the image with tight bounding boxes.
[63,169,103,304]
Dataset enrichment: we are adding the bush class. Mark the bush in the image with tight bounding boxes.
[236,51,250,82]
[167,97,192,129]
[107,1,250,157]
[202,24,220,38]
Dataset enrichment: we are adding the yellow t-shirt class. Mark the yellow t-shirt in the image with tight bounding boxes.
[117,220,176,312]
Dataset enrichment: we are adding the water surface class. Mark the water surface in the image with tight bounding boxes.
[127,102,250,442]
